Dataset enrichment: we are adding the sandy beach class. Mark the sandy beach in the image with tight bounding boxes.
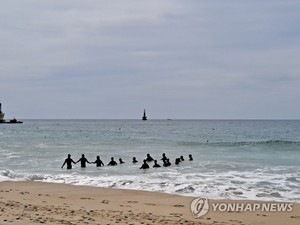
[0,181,299,225]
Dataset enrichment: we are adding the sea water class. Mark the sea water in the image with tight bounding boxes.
[0,120,299,202]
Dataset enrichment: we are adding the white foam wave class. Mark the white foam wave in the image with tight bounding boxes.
[1,168,300,203]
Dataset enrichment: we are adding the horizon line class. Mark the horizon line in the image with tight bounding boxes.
[16,118,300,121]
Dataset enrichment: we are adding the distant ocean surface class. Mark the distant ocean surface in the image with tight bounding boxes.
[1,120,300,202]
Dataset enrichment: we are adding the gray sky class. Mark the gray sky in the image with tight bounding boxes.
[1,0,300,119]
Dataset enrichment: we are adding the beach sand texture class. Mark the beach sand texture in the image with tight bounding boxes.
[0,181,299,225]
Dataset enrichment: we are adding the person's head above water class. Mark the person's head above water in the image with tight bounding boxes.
[111,157,114,160]
[161,153,167,160]
[68,154,71,158]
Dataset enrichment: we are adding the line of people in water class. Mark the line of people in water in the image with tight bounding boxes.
[61,153,193,170]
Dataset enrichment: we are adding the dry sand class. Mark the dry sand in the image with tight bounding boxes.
[0,181,299,225]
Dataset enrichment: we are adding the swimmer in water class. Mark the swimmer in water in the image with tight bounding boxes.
[76,154,91,168]
[132,157,138,163]
[153,160,161,168]
[145,153,154,162]
[61,154,76,169]
[175,158,181,165]
[163,158,171,167]
[161,153,167,161]
[140,160,150,169]
[93,156,104,167]
[107,157,118,166]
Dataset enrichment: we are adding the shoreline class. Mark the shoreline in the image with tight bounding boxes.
[0,181,299,225]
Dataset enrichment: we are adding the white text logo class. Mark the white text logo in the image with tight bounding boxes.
[190,197,293,218]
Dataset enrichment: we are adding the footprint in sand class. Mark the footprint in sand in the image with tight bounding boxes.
[120,205,132,208]
[101,200,110,204]
[173,204,184,208]
[291,216,300,219]
[169,213,182,217]
[80,197,94,200]
[127,201,138,203]
[145,203,155,206]
[230,219,243,223]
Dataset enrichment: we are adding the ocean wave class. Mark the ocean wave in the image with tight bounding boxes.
[1,168,300,203]
[0,170,50,181]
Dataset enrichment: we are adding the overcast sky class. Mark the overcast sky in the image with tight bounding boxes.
[1,0,300,119]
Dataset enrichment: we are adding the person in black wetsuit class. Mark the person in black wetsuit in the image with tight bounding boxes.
[119,158,125,164]
[163,158,171,167]
[132,157,138,163]
[145,153,154,162]
[180,156,184,161]
[189,154,193,161]
[161,153,167,161]
[93,156,104,167]
[61,154,76,169]
[107,157,118,166]
[153,160,161,168]
[175,158,181,165]
[76,154,91,168]
[140,160,150,169]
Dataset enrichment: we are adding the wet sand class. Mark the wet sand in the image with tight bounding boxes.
[0,181,299,225]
